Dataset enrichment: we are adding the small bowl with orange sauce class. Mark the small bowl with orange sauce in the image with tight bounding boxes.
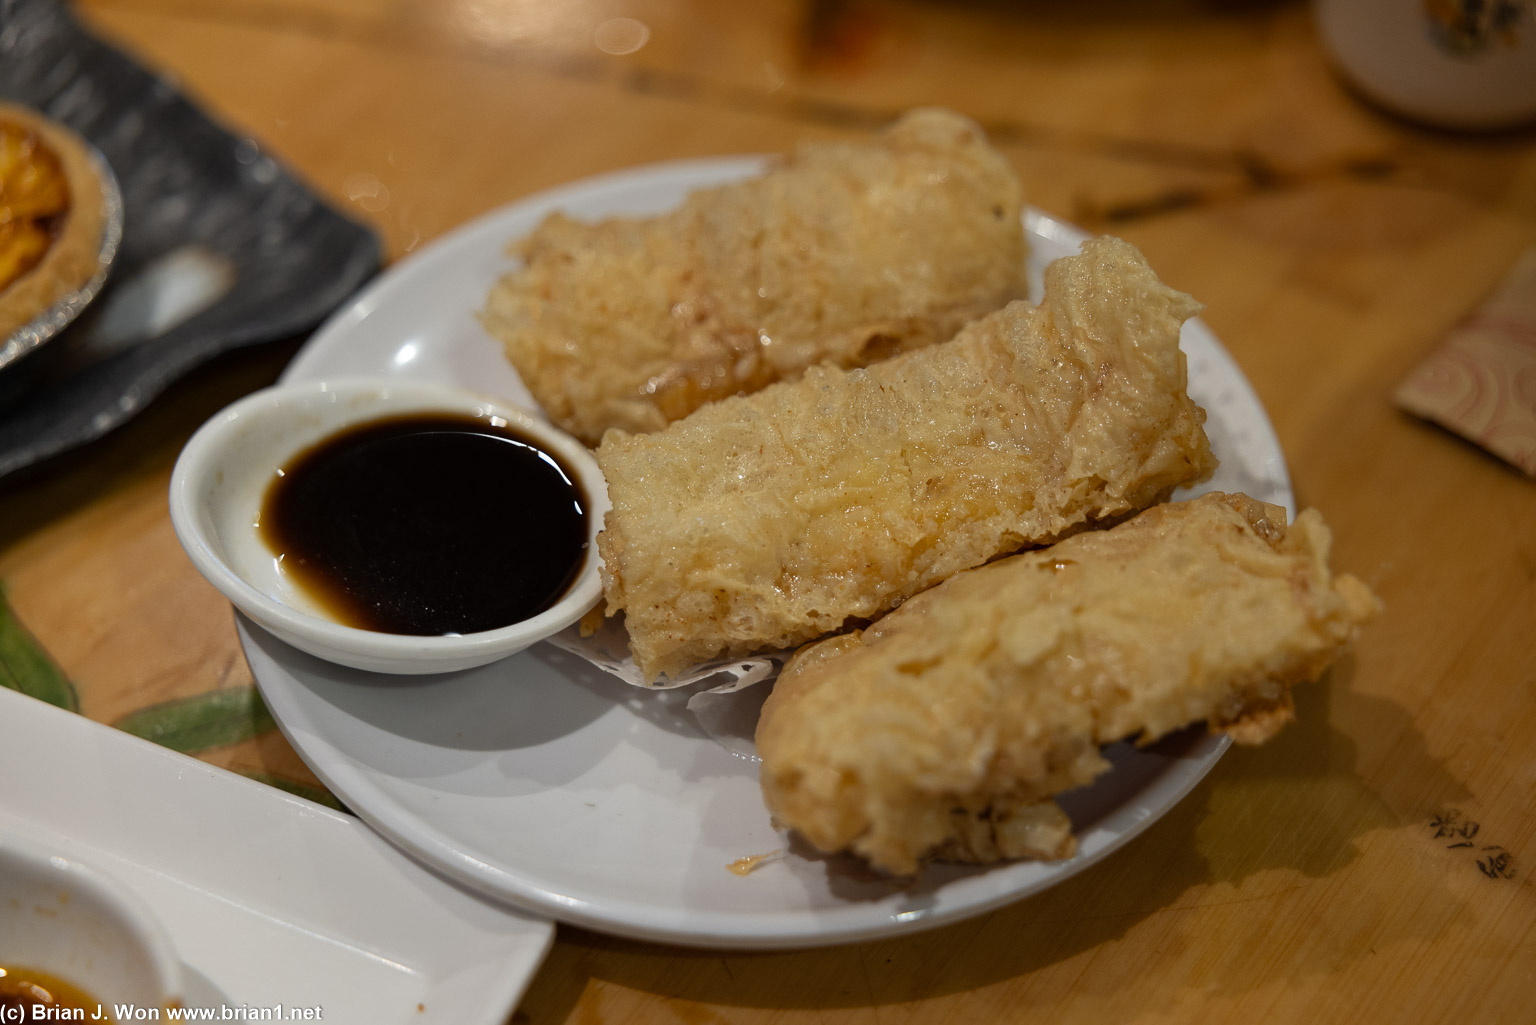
[169,378,609,675]
[0,833,182,1020]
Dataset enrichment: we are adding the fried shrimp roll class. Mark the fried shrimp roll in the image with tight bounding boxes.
[755,493,1380,875]
[597,236,1217,680]
[484,108,1028,444]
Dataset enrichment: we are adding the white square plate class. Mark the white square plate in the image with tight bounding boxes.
[0,688,553,1024]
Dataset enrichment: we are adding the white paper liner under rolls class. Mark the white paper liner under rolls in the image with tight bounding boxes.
[542,611,789,693]
[540,614,785,760]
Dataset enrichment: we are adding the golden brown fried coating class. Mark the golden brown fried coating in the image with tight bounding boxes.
[483,108,1028,444]
[597,236,1217,681]
[755,493,1381,876]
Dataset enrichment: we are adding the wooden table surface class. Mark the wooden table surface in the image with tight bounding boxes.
[2,1,1533,1022]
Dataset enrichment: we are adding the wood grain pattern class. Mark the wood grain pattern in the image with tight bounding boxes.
[1,0,1532,1022]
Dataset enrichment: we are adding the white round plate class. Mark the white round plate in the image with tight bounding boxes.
[244,158,1293,949]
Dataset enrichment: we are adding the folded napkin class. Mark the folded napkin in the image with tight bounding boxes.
[1395,245,1536,477]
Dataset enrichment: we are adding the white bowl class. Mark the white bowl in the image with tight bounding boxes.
[1316,0,1536,130]
[169,378,609,674]
[0,833,182,1013]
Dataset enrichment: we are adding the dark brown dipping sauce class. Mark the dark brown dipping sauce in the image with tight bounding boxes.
[259,413,589,636]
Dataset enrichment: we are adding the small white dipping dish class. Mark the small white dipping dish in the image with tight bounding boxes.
[0,832,182,1014]
[169,378,609,674]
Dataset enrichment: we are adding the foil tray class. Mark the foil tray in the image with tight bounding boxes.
[0,0,381,479]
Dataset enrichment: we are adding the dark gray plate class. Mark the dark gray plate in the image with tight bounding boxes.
[0,0,381,479]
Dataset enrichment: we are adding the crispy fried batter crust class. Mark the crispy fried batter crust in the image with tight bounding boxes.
[597,236,1217,680]
[755,493,1381,876]
[483,108,1028,444]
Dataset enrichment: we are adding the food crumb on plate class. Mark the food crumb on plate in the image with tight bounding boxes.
[727,850,785,876]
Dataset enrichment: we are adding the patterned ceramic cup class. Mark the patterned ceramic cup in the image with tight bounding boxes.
[1315,0,1536,129]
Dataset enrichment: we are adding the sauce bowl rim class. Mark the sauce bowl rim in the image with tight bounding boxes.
[169,377,608,673]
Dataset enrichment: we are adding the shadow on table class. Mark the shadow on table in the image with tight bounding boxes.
[516,655,1471,1020]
